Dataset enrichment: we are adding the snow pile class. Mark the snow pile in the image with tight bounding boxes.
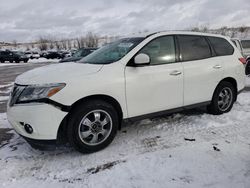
[29,58,59,64]
[246,76,250,87]
[0,92,250,187]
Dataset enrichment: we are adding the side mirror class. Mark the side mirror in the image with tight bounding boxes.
[134,53,150,65]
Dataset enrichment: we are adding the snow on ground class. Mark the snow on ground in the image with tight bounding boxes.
[246,75,250,87]
[29,58,59,64]
[0,58,59,67]
[0,92,249,188]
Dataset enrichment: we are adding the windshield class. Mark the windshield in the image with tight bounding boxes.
[15,51,24,55]
[73,50,82,57]
[79,37,144,64]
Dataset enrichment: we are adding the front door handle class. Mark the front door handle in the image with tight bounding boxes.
[170,70,182,76]
[213,65,222,69]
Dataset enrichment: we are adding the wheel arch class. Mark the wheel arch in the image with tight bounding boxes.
[57,94,123,142]
[216,77,238,101]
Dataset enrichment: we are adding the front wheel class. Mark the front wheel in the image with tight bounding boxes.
[207,81,236,115]
[67,100,119,153]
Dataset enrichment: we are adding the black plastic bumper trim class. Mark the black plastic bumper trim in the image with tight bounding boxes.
[22,135,56,149]
[17,98,71,112]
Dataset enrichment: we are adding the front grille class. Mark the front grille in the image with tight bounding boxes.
[9,84,26,106]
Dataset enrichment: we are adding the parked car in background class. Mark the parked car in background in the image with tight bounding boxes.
[25,51,32,59]
[7,31,246,153]
[231,38,244,56]
[59,47,97,63]
[240,39,250,60]
[31,51,40,59]
[24,51,40,59]
[0,50,29,63]
[40,51,48,58]
[237,39,250,75]
[58,50,71,59]
[44,51,63,59]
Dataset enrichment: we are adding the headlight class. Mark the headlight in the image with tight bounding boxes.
[16,83,66,103]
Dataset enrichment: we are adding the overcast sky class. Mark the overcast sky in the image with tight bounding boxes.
[0,0,250,42]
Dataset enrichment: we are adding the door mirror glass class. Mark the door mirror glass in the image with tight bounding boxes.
[134,53,150,65]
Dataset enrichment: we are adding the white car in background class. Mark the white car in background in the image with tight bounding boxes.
[25,51,40,59]
[231,38,244,55]
[31,51,40,59]
[7,31,246,153]
[232,39,250,75]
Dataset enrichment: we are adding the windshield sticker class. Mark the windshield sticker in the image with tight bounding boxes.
[118,43,134,48]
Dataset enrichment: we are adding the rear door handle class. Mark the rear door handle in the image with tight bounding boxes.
[213,65,222,69]
[170,70,182,76]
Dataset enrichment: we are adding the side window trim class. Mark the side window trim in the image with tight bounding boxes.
[204,36,216,57]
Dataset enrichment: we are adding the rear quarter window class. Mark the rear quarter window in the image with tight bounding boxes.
[208,37,234,56]
[178,35,211,61]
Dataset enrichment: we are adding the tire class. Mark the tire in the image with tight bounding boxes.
[67,100,119,153]
[15,59,20,63]
[9,60,13,63]
[24,59,28,63]
[0,59,4,63]
[207,81,236,115]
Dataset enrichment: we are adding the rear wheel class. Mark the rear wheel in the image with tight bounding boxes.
[207,81,236,115]
[67,100,118,153]
[15,59,20,63]
[0,59,4,63]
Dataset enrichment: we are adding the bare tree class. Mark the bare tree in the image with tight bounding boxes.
[219,26,228,36]
[61,40,67,50]
[30,42,35,49]
[76,37,85,49]
[12,40,17,48]
[54,41,61,50]
[67,40,72,50]
[239,26,248,38]
[230,28,237,38]
[37,37,49,51]
[85,32,98,47]
[49,40,54,50]
[191,27,200,32]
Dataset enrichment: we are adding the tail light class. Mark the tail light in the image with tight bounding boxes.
[239,57,246,64]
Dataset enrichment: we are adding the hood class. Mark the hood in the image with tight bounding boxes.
[60,56,82,63]
[16,63,103,85]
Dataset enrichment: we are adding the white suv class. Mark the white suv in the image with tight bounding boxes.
[7,31,246,153]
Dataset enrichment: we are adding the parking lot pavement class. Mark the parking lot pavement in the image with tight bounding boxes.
[0,63,249,187]
[0,61,57,113]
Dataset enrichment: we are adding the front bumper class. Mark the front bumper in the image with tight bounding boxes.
[7,103,67,140]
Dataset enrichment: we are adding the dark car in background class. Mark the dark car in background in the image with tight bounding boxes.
[0,50,29,63]
[44,51,63,59]
[59,47,97,63]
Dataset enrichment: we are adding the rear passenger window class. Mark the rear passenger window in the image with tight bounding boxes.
[139,36,176,65]
[178,35,211,61]
[208,37,234,56]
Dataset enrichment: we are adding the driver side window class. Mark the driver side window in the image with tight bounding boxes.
[139,36,176,65]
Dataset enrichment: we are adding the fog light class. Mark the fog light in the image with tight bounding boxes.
[24,124,33,134]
